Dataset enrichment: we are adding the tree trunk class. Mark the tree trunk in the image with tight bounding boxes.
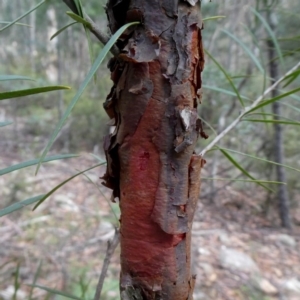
[266,10,292,229]
[102,0,205,298]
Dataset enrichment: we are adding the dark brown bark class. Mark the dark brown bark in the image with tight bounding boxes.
[102,1,205,298]
[266,11,292,229]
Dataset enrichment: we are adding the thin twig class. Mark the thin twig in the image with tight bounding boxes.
[200,61,300,157]
[62,0,119,55]
[93,228,120,300]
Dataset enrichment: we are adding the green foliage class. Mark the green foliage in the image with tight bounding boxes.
[33,162,105,210]
[50,21,77,40]
[205,49,245,107]
[28,284,82,300]
[0,75,34,81]
[0,154,78,176]
[37,21,139,174]
[0,0,46,32]
[0,86,70,101]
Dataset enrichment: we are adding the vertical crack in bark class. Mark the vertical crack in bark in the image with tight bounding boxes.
[102,0,204,299]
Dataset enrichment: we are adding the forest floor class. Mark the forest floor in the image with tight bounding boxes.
[0,152,300,300]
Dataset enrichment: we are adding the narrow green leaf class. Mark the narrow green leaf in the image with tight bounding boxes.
[203,16,226,21]
[33,162,105,210]
[282,69,300,88]
[27,284,82,300]
[0,0,45,32]
[73,0,84,17]
[198,116,217,136]
[0,75,34,81]
[84,25,96,82]
[82,173,119,223]
[202,177,285,184]
[0,154,78,177]
[50,22,77,40]
[0,21,31,27]
[277,35,300,41]
[251,8,284,68]
[288,93,300,102]
[244,87,300,114]
[0,86,70,101]
[205,49,245,107]
[203,84,250,100]
[243,119,300,126]
[89,153,105,163]
[66,11,90,27]
[0,195,44,217]
[221,29,264,74]
[29,262,43,300]
[13,263,21,300]
[36,21,139,174]
[246,112,296,122]
[0,121,13,127]
[217,147,300,174]
[281,102,300,114]
[219,148,274,192]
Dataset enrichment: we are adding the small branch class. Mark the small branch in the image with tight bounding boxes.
[62,0,119,56]
[200,61,300,157]
[93,228,120,300]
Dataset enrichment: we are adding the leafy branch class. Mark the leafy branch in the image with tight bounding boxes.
[200,61,300,157]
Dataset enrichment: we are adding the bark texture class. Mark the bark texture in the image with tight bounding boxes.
[102,0,205,298]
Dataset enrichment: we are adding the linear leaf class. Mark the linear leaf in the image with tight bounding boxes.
[36,21,139,174]
[0,86,70,101]
[0,0,45,32]
[0,121,13,127]
[203,16,226,21]
[281,102,300,114]
[282,69,300,88]
[89,153,105,163]
[29,262,43,300]
[203,84,250,100]
[33,162,106,210]
[73,0,84,17]
[0,75,34,81]
[221,29,264,74]
[82,173,119,223]
[66,11,90,27]
[277,35,300,41]
[244,87,300,114]
[243,119,300,126]
[205,49,245,107]
[13,263,21,299]
[27,284,81,300]
[217,147,300,174]
[246,112,296,122]
[0,195,44,217]
[219,148,274,192]
[251,8,284,67]
[198,116,217,136]
[0,21,31,27]
[0,154,78,177]
[84,24,96,82]
[50,22,77,40]
[202,177,285,184]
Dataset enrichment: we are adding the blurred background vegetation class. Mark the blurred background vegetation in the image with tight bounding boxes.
[1,0,300,299]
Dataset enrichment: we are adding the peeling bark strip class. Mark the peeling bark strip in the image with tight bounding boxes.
[102,0,205,299]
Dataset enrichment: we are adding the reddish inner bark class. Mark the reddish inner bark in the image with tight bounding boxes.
[102,0,205,299]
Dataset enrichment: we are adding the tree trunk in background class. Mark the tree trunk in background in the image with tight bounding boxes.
[102,0,205,298]
[266,11,292,229]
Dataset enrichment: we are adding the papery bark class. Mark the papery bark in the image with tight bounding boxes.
[102,0,205,298]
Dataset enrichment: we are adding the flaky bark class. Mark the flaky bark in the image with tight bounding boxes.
[102,1,205,299]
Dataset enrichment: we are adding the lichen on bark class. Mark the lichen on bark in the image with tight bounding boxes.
[102,0,206,299]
